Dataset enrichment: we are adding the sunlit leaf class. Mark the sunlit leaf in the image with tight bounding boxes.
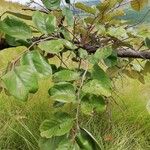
[94,46,112,61]
[38,39,76,53]
[2,65,38,101]
[62,39,77,50]
[53,69,80,82]
[38,39,64,54]
[75,2,96,15]
[82,64,111,97]
[82,79,111,97]
[107,26,127,38]
[62,7,74,26]
[21,50,52,78]
[32,11,56,34]
[0,16,32,40]
[48,82,76,103]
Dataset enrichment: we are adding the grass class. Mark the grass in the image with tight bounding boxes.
[0,79,52,150]
[81,75,150,150]
[0,74,150,150]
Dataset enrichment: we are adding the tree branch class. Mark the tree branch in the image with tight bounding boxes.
[1,40,150,59]
[117,49,150,59]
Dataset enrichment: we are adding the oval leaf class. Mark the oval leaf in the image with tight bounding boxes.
[53,69,80,82]
[21,50,52,78]
[38,39,64,54]
[32,11,56,34]
[0,16,32,40]
[82,79,111,97]
[62,7,74,26]
[48,82,76,103]
[40,112,74,138]
[76,127,101,150]
[2,65,38,101]
[75,2,96,15]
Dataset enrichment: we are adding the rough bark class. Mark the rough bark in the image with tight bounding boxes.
[117,49,150,59]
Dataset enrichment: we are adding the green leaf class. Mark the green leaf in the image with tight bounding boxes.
[38,39,76,53]
[75,2,96,15]
[107,26,127,38]
[93,46,112,63]
[2,66,38,101]
[62,7,74,26]
[142,61,150,75]
[42,0,61,10]
[76,128,101,150]
[145,37,150,49]
[48,82,76,103]
[40,112,74,138]
[38,39,64,54]
[5,34,30,47]
[82,79,111,97]
[32,11,56,34]
[53,69,80,82]
[39,136,78,150]
[56,140,80,150]
[81,94,106,115]
[104,51,118,67]
[62,39,77,50]
[20,51,52,78]
[38,136,67,150]
[78,48,88,59]
[88,47,112,64]
[92,64,111,84]
[0,16,32,40]
[131,0,148,11]
[4,11,32,20]
[82,64,111,97]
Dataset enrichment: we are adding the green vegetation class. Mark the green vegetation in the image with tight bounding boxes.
[0,0,150,150]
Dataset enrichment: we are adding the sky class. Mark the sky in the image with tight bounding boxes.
[6,0,85,5]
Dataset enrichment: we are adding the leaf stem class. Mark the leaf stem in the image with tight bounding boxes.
[75,62,88,130]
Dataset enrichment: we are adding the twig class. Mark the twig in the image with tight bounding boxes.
[76,62,88,130]
[56,54,69,68]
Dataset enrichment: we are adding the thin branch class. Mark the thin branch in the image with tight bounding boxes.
[76,62,88,129]
[56,54,69,68]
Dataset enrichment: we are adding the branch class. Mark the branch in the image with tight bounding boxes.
[83,44,150,59]
[117,49,150,59]
[1,39,150,59]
